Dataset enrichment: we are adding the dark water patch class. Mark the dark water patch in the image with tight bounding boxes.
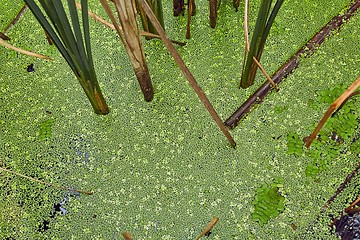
[334,211,360,239]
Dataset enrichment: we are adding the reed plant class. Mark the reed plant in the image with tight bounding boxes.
[240,0,284,88]
[137,0,165,39]
[100,0,154,102]
[25,0,109,114]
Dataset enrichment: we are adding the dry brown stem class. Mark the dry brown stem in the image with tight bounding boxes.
[195,217,219,240]
[305,76,360,148]
[100,0,154,101]
[0,38,53,60]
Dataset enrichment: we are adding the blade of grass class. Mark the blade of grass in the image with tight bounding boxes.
[137,0,236,147]
[148,0,165,34]
[0,166,93,195]
[68,0,91,81]
[240,0,272,88]
[260,0,284,49]
[52,0,86,76]
[0,38,53,60]
[25,0,109,114]
[81,0,97,85]
[137,0,165,38]
[25,0,77,74]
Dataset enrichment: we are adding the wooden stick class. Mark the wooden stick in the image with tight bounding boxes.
[3,4,28,34]
[0,32,10,40]
[0,38,53,60]
[226,1,360,129]
[346,196,360,213]
[195,217,219,240]
[252,56,278,91]
[136,0,236,147]
[186,0,194,39]
[305,76,360,148]
[0,166,93,195]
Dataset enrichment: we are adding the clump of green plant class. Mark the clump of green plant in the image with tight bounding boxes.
[252,177,285,225]
[306,77,360,147]
[25,0,109,114]
[286,132,303,156]
[287,81,360,179]
[39,118,54,140]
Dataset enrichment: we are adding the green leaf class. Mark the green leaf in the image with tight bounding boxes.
[252,179,286,225]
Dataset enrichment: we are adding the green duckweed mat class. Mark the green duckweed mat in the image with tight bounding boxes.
[1,0,360,239]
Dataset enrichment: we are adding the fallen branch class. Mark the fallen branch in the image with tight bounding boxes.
[3,3,28,34]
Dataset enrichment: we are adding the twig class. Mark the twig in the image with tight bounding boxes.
[0,38,53,60]
[3,4,28,34]
[252,56,278,91]
[323,161,360,210]
[0,32,10,40]
[195,217,219,240]
[305,76,360,148]
[331,90,360,117]
[137,0,236,147]
[186,0,195,39]
[346,196,360,213]
[76,2,115,29]
[0,166,93,195]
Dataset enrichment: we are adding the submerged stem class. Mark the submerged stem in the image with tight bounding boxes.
[0,166,93,195]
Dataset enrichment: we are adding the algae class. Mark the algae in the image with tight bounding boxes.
[0,0,359,239]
